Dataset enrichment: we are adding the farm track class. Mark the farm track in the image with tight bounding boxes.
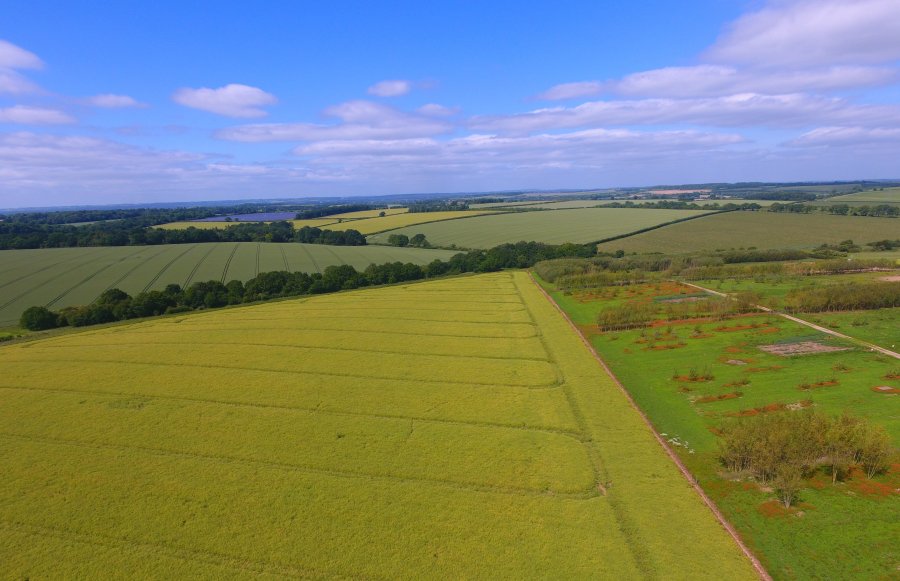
[0,384,582,438]
[45,246,148,308]
[0,249,118,312]
[31,339,553,363]
[0,519,327,580]
[219,243,240,283]
[529,273,772,581]
[3,356,563,389]
[101,246,166,292]
[279,245,290,271]
[0,431,598,499]
[141,244,197,293]
[296,243,321,273]
[681,281,900,361]
[182,244,219,288]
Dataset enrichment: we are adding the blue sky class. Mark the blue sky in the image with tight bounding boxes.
[2,0,900,207]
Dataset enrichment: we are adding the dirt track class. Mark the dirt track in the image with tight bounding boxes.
[680,282,900,361]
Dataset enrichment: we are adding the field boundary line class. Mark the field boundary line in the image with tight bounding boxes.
[0,431,598,499]
[0,519,340,580]
[2,356,562,390]
[121,324,540,340]
[680,281,900,361]
[0,384,583,438]
[528,272,772,581]
[33,338,553,363]
[591,209,734,246]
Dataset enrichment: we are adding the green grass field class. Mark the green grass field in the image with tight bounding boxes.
[327,210,496,235]
[0,243,458,326]
[368,208,712,249]
[815,187,900,206]
[0,271,755,579]
[600,211,900,254]
[541,278,899,579]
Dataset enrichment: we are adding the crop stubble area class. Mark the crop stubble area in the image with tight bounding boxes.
[0,272,754,579]
[367,208,712,248]
[0,243,458,326]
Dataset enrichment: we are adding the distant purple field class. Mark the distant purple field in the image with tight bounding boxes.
[194,212,297,222]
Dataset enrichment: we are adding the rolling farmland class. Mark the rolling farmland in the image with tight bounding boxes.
[368,208,712,248]
[327,210,496,235]
[814,187,900,205]
[599,211,900,254]
[0,243,458,326]
[0,271,755,578]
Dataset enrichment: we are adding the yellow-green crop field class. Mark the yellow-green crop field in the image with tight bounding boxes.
[327,210,495,234]
[157,218,341,230]
[0,271,754,578]
[323,207,409,219]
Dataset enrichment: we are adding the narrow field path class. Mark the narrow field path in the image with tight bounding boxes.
[681,281,900,361]
[529,273,772,581]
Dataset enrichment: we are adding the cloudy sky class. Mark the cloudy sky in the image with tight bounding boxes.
[2,0,900,207]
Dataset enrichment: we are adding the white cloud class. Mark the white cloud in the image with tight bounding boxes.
[612,65,897,98]
[172,83,277,118]
[367,79,412,97]
[0,69,41,94]
[0,40,43,69]
[787,126,900,148]
[537,81,605,101]
[417,103,458,116]
[86,94,146,108]
[217,100,452,142]
[0,106,75,125]
[707,0,900,66]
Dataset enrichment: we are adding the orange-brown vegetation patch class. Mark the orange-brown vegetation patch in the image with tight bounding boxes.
[725,346,746,353]
[689,333,715,339]
[707,426,724,437]
[678,386,694,393]
[808,473,829,490]
[799,380,839,391]
[716,324,761,333]
[756,326,780,334]
[851,479,898,497]
[884,373,900,380]
[724,379,751,388]
[871,385,899,394]
[646,342,687,351]
[695,392,743,404]
[758,500,815,518]
[674,375,714,383]
[746,365,784,373]
[728,400,812,417]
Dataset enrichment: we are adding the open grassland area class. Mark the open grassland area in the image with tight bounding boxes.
[816,187,900,206]
[369,208,712,249]
[328,210,495,235]
[600,211,900,254]
[0,244,458,326]
[542,278,900,579]
[697,270,899,306]
[802,308,900,353]
[0,272,754,579]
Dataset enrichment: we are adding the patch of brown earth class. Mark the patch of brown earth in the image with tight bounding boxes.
[872,385,899,394]
[759,341,850,356]
[695,392,743,404]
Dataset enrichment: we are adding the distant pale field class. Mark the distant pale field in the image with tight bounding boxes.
[157,218,340,230]
[328,210,495,235]
[0,243,458,326]
[599,211,900,254]
[0,271,754,579]
[815,187,900,205]
[324,207,408,219]
[369,208,711,248]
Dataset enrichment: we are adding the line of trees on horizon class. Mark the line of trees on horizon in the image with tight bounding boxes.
[19,240,598,331]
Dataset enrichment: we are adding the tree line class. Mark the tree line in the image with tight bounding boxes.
[407,201,469,213]
[782,281,900,313]
[0,221,365,249]
[19,241,597,331]
[718,411,893,507]
[769,202,899,217]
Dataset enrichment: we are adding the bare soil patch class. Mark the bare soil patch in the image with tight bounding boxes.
[879,275,900,282]
[759,341,849,357]
[872,385,899,394]
[695,392,742,404]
